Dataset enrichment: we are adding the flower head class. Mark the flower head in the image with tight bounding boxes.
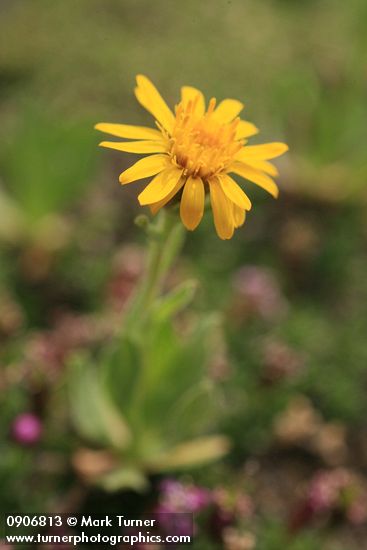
[96,75,288,239]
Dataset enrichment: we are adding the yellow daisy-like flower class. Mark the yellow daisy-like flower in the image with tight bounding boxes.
[95,75,288,240]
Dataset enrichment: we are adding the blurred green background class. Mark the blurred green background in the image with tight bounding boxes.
[1,1,367,549]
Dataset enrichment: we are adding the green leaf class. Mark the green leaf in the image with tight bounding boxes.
[147,435,230,472]
[165,381,222,441]
[69,355,131,450]
[101,333,142,418]
[97,467,148,493]
[152,279,198,323]
[139,313,221,438]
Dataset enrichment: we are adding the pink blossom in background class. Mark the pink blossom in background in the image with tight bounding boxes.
[11,413,42,446]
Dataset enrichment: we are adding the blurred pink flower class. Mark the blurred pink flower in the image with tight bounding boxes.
[210,487,254,540]
[261,338,305,384]
[155,479,211,538]
[231,266,287,321]
[289,468,367,532]
[347,492,367,525]
[307,470,345,513]
[11,413,42,446]
[157,479,211,514]
[23,313,113,377]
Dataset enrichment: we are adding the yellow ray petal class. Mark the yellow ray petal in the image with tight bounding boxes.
[135,75,175,134]
[181,86,205,117]
[150,177,185,215]
[236,120,259,139]
[99,140,167,154]
[214,99,244,123]
[95,122,162,140]
[119,154,170,185]
[180,176,205,231]
[246,159,279,177]
[138,167,183,206]
[217,173,252,211]
[209,178,235,240]
[230,162,279,198]
[233,204,246,228]
[236,142,289,161]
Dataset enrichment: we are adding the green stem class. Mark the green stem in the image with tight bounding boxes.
[124,209,185,456]
[124,209,185,334]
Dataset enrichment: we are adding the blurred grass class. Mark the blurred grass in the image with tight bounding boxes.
[0,1,365,119]
[1,0,366,198]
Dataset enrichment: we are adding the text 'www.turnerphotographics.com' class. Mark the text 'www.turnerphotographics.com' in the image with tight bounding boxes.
[4,513,193,546]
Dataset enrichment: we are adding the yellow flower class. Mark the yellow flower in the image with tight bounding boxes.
[95,75,288,240]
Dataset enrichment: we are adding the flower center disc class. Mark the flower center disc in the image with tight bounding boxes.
[169,98,243,180]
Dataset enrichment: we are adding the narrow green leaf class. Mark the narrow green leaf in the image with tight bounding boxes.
[147,435,230,472]
[153,279,198,323]
[97,467,148,493]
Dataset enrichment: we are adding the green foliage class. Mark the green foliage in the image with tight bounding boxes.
[0,104,98,243]
[69,281,228,491]
[69,354,131,450]
[257,520,321,550]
